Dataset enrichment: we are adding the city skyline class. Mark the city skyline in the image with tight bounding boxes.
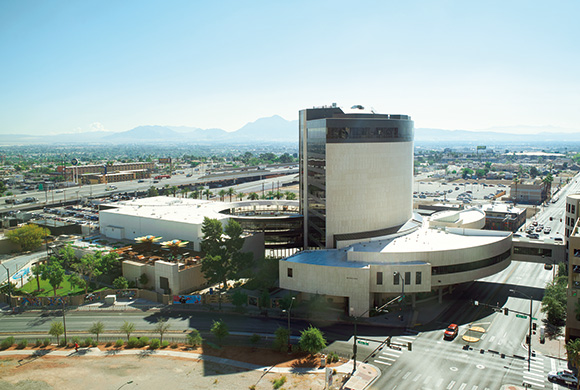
[1,0,578,136]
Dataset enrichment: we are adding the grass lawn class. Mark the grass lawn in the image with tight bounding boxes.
[19,275,89,297]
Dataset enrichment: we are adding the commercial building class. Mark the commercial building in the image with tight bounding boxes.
[481,203,526,232]
[59,162,155,184]
[566,217,580,341]
[565,194,580,240]
[283,106,516,317]
[510,180,547,205]
[299,105,414,249]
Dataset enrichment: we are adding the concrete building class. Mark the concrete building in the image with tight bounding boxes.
[510,180,547,205]
[566,217,580,341]
[481,203,526,232]
[299,105,414,249]
[565,194,580,240]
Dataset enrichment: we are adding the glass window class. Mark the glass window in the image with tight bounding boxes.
[288,268,293,278]
[393,273,400,285]
[377,272,383,285]
[404,272,411,285]
[416,272,422,285]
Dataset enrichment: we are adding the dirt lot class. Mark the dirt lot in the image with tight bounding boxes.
[0,345,347,390]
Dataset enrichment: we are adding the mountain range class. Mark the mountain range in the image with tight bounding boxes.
[1,116,578,145]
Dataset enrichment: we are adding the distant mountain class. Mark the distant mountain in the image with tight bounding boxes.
[230,115,298,141]
[414,128,580,143]
[1,116,577,146]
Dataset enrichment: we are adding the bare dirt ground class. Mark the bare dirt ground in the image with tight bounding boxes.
[0,345,348,390]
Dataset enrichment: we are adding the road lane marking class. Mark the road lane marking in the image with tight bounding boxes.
[402,371,411,380]
[374,359,391,366]
[412,374,422,382]
[436,378,444,388]
[380,356,396,362]
[447,380,456,389]
[458,384,467,390]
[524,369,544,377]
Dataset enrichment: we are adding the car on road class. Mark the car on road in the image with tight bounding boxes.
[544,227,551,234]
[55,189,63,193]
[137,179,145,183]
[548,370,578,386]
[527,233,540,239]
[444,324,458,340]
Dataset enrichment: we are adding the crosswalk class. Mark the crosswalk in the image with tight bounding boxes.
[371,335,566,390]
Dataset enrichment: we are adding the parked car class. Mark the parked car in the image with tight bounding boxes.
[548,370,578,386]
[444,324,458,340]
[527,233,540,239]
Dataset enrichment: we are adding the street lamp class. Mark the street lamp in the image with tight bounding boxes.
[351,295,402,374]
[117,380,134,390]
[0,262,12,308]
[393,271,405,320]
[509,288,533,371]
[281,296,296,353]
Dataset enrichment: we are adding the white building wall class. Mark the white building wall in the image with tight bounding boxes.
[325,141,413,245]
[279,260,371,317]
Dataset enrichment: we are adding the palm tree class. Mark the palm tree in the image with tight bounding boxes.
[190,190,200,199]
[180,187,189,198]
[274,191,283,200]
[31,263,43,292]
[227,187,236,202]
[218,189,227,201]
[203,189,212,200]
[120,321,135,341]
[542,173,553,202]
[170,185,179,197]
[248,192,259,200]
[512,175,519,206]
[237,193,244,201]
[266,191,275,200]
[566,338,580,390]
[89,321,105,343]
[285,191,296,200]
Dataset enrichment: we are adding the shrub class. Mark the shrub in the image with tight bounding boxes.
[149,338,160,349]
[84,338,94,347]
[1,336,15,350]
[272,376,287,390]
[187,329,203,347]
[72,336,81,346]
[170,342,178,349]
[105,341,112,348]
[127,337,139,348]
[35,339,42,347]
[250,334,261,345]
[138,337,149,348]
[326,352,339,363]
[161,341,169,348]
[115,339,124,348]
[17,339,28,349]
[43,338,50,347]
[59,339,66,347]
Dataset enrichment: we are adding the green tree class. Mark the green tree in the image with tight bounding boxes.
[284,192,296,200]
[248,192,259,200]
[153,318,171,343]
[273,327,290,352]
[73,254,102,294]
[542,173,553,200]
[187,329,203,347]
[541,276,567,326]
[58,244,76,268]
[227,187,236,202]
[49,321,64,344]
[200,218,254,309]
[139,273,149,287]
[203,188,212,200]
[231,290,248,310]
[41,261,65,296]
[298,326,327,355]
[120,321,135,341]
[218,189,227,201]
[6,224,50,252]
[170,185,178,197]
[210,320,229,346]
[529,166,539,178]
[89,321,105,343]
[69,274,87,293]
[147,186,159,197]
[31,263,44,292]
[98,251,120,274]
[461,168,473,179]
[113,276,129,290]
[566,338,580,390]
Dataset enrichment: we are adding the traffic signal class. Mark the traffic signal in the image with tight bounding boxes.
[386,336,391,347]
[504,308,509,315]
[532,323,537,331]
[526,335,531,345]
[408,342,412,351]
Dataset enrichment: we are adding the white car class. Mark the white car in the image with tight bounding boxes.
[548,370,578,385]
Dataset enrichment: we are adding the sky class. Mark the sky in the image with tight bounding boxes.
[0,0,579,135]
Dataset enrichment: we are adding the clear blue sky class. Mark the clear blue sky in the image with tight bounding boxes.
[1,0,578,135]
